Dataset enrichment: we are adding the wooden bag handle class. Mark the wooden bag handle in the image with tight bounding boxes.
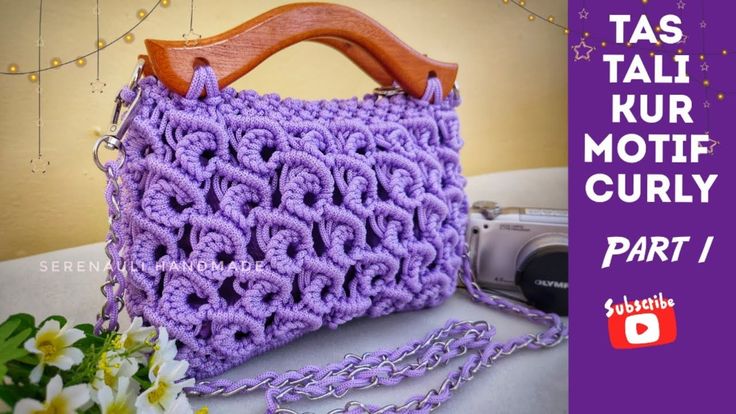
[143,2,458,98]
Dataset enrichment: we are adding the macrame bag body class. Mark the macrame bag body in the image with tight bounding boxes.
[115,67,466,379]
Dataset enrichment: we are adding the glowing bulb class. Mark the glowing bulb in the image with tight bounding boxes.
[137,9,147,19]
[716,92,725,101]
[722,49,728,55]
[76,57,87,67]
[649,52,656,57]
[655,26,661,32]
[677,48,683,54]
[502,0,509,3]
[124,33,135,43]
[655,41,662,47]
[520,0,526,6]
[97,39,106,49]
[528,15,535,21]
[161,0,171,6]
[28,73,38,82]
[583,32,590,38]
[626,42,632,47]
[601,41,607,47]
[563,28,570,35]
[7,63,18,73]
[50,57,62,68]
[642,0,649,4]
[547,16,555,22]
[703,79,710,87]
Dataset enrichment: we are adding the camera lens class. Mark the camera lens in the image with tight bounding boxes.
[515,234,568,315]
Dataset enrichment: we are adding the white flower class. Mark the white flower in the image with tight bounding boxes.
[92,351,139,391]
[13,375,89,414]
[23,319,84,383]
[148,327,178,377]
[113,317,155,358]
[96,377,139,414]
[136,360,195,414]
[163,394,193,414]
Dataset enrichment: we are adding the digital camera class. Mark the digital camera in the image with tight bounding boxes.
[466,201,568,315]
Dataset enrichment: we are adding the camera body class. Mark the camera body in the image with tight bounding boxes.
[466,201,568,315]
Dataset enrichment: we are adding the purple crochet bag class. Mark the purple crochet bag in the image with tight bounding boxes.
[93,13,566,412]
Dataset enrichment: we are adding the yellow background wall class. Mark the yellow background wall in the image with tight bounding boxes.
[0,0,567,260]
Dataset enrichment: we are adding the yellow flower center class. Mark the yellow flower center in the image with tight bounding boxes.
[107,401,133,414]
[37,340,58,362]
[147,382,169,405]
[32,395,69,414]
[97,352,117,387]
[112,335,124,350]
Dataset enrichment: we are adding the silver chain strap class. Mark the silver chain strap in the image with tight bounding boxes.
[93,59,144,333]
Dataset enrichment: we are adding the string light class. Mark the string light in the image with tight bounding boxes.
[702,79,710,87]
[583,32,590,38]
[699,54,705,60]
[547,16,555,23]
[50,57,61,68]
[601,41,607,47]
[519,0,526,6]
[722,49,728,55]
[1,2,165,76]
[563,28,570,35]
[28,73,38,82]
[528,15,535,21]
[137,9,147,19]
[124,33,135,43]
[716,92,725,101]
[75,57,86,67]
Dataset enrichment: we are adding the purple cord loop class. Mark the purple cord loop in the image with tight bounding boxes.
[185,64,222,102]
[119,85,137,105]
[420,77,443,104]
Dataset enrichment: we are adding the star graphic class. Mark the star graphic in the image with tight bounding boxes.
[700,61,710,71]
[571,38,596,62]
[90,79,106,94]
[699,20,707,28]
[703,100,711,108]
[578,8,589,19]
[676,0,686,10]
[706,138,720,155]
[677,34,688,44]
[183,30,202,47]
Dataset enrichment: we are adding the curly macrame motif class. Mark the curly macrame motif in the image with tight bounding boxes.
[118,66,466,378]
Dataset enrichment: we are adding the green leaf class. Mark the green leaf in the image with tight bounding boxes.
[0,382,44,407]
[0,317,33,379]
[1,314,35,338]
[0,320,20,342]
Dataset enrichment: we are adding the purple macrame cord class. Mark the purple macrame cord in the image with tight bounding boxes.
[94,65,567,412]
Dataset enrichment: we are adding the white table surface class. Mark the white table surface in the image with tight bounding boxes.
[0,168,568,414]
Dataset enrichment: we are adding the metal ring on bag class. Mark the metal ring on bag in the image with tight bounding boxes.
[93,135,126,172]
